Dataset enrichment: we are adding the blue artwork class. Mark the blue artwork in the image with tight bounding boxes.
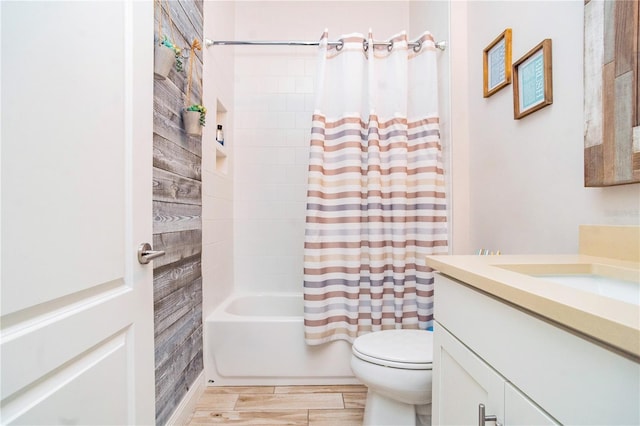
[520,52,545,110]
[489,39,506,89]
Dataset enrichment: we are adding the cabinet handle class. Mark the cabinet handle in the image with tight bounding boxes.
[478,403,501,426]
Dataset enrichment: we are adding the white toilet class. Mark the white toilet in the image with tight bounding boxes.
[350,329,434,426]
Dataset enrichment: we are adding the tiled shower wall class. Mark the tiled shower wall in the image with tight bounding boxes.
[232,2,410,293]
[201,0,235,380]
[233,48,315,293]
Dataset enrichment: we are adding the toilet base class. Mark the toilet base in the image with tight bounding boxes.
[416,402,432,426]
[363,391,425,426]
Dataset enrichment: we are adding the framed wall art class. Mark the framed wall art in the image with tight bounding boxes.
[483,28,512,98]
[512,39,553,119]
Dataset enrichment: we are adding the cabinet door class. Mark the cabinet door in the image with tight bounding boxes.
[433,322,504,426]
[504,383,559,425]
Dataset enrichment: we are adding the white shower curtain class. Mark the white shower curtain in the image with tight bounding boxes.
[303,30,448,345]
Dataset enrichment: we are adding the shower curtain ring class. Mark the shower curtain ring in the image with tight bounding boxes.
[336,39,344,51]
[363,40,369,52]
[387,40,394,52]
[412,40,422,53]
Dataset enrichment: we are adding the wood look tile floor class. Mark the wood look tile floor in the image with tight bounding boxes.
[187,385,368,425]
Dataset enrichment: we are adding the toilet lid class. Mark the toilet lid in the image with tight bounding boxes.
[352,329,433,370]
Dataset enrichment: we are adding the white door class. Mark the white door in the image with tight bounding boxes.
[1,1,155,424]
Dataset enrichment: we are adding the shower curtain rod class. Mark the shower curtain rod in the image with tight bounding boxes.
[204,38,447,51]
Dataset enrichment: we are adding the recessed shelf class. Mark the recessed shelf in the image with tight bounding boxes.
[215,142,227,158]
[215,99,228,175]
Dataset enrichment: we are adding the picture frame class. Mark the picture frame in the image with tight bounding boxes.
[512,39,553,119]
[483,28,512,97]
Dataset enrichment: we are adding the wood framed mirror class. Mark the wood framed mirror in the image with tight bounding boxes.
[583,0,640,186]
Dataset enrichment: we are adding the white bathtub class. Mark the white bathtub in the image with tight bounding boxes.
[205,292,358,386]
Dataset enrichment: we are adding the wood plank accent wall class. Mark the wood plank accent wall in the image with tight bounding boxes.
[584,0,640,186]
[153,1,204,425]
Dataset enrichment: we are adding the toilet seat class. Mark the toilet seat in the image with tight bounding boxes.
[352,329,433,370]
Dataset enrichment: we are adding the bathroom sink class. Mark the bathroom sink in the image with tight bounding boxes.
[496,263,640,305]
[533,273,639,305]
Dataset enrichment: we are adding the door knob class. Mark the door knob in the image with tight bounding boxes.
[137,243,166,264]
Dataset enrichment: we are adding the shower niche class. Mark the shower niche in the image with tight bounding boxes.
[214,98,228,175]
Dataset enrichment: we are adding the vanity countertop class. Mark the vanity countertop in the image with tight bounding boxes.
[425,254,640,360]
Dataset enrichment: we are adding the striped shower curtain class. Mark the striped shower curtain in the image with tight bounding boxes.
[303,30,448,345]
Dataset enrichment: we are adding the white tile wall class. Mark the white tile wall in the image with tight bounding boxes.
[232,1,411,294]
[202,0,236,319]
[233,47,314,293]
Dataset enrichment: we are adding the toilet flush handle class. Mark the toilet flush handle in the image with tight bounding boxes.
[478,404,501,426]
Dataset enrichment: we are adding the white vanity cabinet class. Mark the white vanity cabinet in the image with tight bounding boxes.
[503,383,557,425]
[432,273,640,426]
[434,322,557,425]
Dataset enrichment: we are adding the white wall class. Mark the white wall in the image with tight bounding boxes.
[206,0,640,302]
[202,0,235,318]
[462,0,640,254]
[233,1,411,293]
[410,0,476,255]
